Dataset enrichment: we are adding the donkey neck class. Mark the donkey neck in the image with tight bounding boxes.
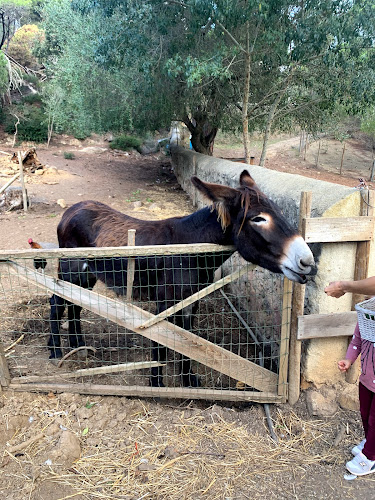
[173,207,234,245]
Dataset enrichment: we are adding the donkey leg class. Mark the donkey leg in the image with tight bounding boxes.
[67,303,85,349]
[178,304,200,388]
[150,341,168,387]
[48,294,66,358]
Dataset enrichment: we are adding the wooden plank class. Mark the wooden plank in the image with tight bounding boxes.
[297,311,358,339]
[7,382,283,403]
[0,243,235,261]
[0,172,20,195]
[4,261,278,393]
[139,265,255,329]
[288,191,311,406]
[347,189,375,383]
[126,229,136,301]
[11,361,165,384]
[278,277,292,398]
[0,339,11,389]
[303,216,374,243]
[17,152,28,213]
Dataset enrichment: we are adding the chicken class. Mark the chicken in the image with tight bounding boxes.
[28,238,58,270]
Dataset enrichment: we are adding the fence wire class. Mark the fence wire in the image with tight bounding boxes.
[0,247,291,401]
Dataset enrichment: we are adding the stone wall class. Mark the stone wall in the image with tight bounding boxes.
[170,144,375,386]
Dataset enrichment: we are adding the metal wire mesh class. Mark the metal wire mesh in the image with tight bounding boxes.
[0,246,291,402]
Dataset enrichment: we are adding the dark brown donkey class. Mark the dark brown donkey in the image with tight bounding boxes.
[49,170,315,387]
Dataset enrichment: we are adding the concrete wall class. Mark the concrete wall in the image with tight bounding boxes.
[171,145,375,386]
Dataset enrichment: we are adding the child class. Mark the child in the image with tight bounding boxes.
[325,278,375,476]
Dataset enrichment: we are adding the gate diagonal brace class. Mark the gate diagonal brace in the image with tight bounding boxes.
[138,265,255,329]
[2,261,278,394]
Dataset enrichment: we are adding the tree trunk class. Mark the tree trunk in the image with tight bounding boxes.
[259,90,285,167]
[183,113,217,156]
[242,30,251,164]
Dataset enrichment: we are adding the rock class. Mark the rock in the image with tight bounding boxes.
[57,198,67,208]
[306,390,338,417]
[133,201,143,208]
[103,132,114,142]
[34,168,44,175]
[338,385,360,411]
[45,167,58,175]
[0,186,28,211]
[49,431,81,467]
[80,146,107,154]
[149,203,163,212]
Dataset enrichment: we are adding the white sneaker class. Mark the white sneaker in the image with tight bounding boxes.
[346,452,375,476]
[351,439,366,456]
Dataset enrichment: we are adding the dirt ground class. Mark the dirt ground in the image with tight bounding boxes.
[1,133,375,499]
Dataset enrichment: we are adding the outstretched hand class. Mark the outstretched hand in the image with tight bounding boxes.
[324,281,345,298]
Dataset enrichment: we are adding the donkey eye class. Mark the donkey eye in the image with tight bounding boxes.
[251,216,267,223]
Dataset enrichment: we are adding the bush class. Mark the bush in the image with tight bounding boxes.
[22,93,43,105]
[0,52,9,96]
[63,151,75,160]
[5,104,48,143]
[109,135,142,151]
[7,24,44,69]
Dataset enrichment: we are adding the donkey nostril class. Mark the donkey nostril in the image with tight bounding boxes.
[300,256,315,268]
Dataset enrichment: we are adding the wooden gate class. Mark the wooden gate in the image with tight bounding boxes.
[0,243,292,403]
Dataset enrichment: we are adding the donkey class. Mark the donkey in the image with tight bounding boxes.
[49,170,315,387]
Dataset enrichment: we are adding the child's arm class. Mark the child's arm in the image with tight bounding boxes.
[339,323,361,373]
[337,324,362,372]
[325,276,375,298]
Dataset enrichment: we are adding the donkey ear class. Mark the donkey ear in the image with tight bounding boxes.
[191,176,238,203]
[239,170,256,188]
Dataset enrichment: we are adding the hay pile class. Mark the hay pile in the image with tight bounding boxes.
[0,392,347,500]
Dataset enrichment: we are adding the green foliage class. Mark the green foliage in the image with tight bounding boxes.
[7,24,44,68]
[39,0,135,137]
[21,92,42,104]
[63,151,75,160]
[0,51,9,96]
[5,104,48,142]
[109,135,142,151]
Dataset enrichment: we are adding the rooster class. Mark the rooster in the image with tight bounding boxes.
[28,238,58,270]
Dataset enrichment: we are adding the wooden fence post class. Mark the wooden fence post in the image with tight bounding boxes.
[0,340,11,390]
[126,229,136,302]
[346,189,375,383]
[17,151,28,213]
[288,191,312,405]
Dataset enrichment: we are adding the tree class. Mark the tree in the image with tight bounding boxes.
[36,0,375,156]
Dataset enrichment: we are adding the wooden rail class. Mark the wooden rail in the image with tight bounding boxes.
[0,243,235,261]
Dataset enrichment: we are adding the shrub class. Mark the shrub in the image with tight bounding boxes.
[5,104,48,143]
[109,135,142,151]
[63,151,75,160]
[7,24,44,69]
[0,52,9,97]
[22,93,43,105]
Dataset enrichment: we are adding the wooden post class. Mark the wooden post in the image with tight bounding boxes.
[250,156,255,165]
[17,151,28,212]
[126,229,136,302]
[346,189,375,383]
[278,277,293,399]
[0,339,11,390]
[288,191,312,405]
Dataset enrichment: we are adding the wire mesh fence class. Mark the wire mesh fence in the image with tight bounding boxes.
[0,245,292,402]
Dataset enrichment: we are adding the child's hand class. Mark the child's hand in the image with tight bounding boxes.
[338,359,352,372]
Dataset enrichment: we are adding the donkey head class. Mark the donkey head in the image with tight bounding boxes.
[192,170,315,283]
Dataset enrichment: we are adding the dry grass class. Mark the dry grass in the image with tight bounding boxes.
[0,392,350,500]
